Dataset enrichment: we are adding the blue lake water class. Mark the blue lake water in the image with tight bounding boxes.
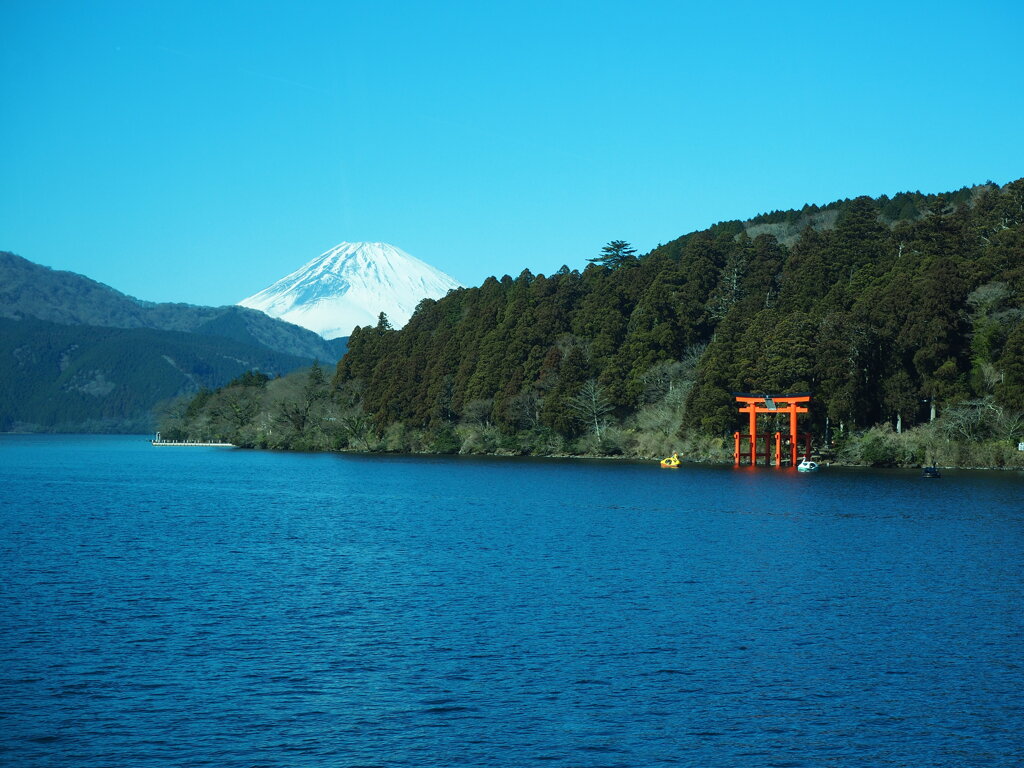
[1,434,1022,767]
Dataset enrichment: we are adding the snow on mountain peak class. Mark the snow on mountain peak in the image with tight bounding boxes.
[238,242,462,339]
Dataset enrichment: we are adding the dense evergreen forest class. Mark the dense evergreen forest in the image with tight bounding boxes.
[163,180,1024,468]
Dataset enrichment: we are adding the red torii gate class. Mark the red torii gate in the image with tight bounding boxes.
[733,393,812,467]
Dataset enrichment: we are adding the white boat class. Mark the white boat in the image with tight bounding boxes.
[797,459,819,472]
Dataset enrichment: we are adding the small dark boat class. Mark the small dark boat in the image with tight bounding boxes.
[922,465,941,478]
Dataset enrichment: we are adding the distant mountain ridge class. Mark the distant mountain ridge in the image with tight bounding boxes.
[239,242,462,338]
[0,251,347,362]
[0,251,348,432]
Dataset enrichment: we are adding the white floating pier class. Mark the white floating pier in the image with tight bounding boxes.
[151,433,235,447]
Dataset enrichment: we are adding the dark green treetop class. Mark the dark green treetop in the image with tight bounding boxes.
[588,240,638,269]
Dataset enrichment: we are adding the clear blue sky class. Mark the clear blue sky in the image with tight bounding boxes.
[2,1,1022,306]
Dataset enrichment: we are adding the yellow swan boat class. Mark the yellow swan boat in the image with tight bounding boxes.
[660,452,680,468]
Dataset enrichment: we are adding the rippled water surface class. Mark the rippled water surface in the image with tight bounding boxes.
[2,435,1023,767]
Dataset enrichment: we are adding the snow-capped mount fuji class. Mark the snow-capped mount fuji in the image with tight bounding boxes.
[238,242,462,339]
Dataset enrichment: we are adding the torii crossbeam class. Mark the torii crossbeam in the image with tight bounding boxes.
[733,393,811,467]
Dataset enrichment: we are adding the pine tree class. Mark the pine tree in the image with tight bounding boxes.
[588,240,638,269]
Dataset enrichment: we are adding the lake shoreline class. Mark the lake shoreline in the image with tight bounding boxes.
[320,444,1024,472]
[7,429,1020,472]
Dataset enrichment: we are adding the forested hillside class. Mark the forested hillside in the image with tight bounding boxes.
[0,252,349,432]
[165,180,1024,466]
[0,317,313,433]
